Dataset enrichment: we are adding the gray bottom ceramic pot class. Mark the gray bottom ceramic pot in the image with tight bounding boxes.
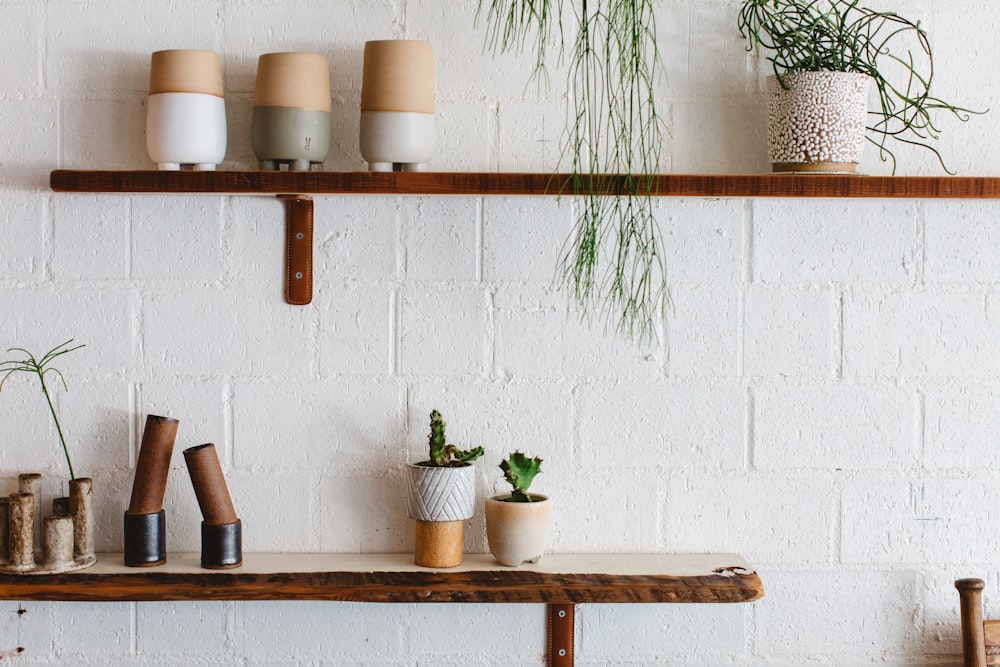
[252,106,331,171]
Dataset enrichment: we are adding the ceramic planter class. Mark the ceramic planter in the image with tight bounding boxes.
[485,494,550,567]
[146,50,227,171]
[405,462,475,568]
[766,71,871,173]
[252,52,332,171]
[0,474,96,575]
[360,40,435,172]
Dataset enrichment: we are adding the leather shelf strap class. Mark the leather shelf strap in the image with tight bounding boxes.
[280,195,313,305]
[548,603,575,666]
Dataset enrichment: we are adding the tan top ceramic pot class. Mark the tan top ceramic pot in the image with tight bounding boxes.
[361,40,434,114]
[149,50,224,97]
[253,52,332,113]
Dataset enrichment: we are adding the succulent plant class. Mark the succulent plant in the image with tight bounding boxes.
[426,409,484,467]
[500,451,543,502]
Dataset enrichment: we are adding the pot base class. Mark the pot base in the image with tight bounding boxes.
[772,161,858,174]
[414,519,463,568]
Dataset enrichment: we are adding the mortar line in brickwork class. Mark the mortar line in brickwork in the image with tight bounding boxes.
[744,385,755,472]
[390,289,401,376]
[834,291,845,380]
[915,388,926,472]
[742,199,754,285]
[475,197,484,283]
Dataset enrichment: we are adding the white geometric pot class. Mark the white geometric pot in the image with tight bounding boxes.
[766,71,871,173]
[405,462,475,522]
[485,494,550,567]
[146,92,227,171]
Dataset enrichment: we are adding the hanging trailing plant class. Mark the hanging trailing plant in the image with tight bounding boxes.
[738,0,982,173]
[477,0,666,343]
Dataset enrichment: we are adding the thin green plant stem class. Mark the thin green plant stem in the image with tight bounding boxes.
[0,339,84,480]
[477,0,666,343]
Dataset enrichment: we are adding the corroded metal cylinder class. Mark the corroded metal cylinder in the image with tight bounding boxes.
[43,514,74,569]
[0,497,8,564]
[8,492,35,569]
[70,477,94,559]
[183,444,238,525]
[128,415,179,515]
[18,473,42,547]
[53,497,70,515]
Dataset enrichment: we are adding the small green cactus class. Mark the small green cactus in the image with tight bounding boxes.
[500,451,543,502]
[427,409,484,467]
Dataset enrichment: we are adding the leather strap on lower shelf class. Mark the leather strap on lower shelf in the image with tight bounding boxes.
[548,603,575,667]
[281,194,313,305]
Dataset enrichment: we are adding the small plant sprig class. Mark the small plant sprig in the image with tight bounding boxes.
[0,340,85,480]
[427,409,484,467]
[500,451,543,502]
[738,0,983,174]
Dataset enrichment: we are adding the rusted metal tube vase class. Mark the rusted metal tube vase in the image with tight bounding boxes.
[183,443,242,569]
[124,415,179,566]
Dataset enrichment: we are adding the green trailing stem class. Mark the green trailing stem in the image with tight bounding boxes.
[500,451,543,502]
[0,339,85,480]
[427,409,484,467]
[477,0,666,343]
[737,0,984,174]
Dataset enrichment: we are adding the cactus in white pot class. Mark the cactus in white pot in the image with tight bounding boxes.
[485,451,550,567]
[405,410,483,568]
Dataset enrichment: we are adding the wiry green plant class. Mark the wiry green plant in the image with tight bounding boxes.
[476,0,666,343]
[738,0,982,173]
[0,340,85,479]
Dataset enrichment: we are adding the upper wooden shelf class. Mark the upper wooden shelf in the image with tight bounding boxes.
[49,170,1000,199]
[0,552,763,604]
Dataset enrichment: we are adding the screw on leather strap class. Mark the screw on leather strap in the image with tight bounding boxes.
[280,195,313,305]
[548,603,575,666]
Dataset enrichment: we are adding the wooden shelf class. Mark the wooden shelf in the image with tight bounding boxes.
[50,169,1000,199]
[0,552,763,604]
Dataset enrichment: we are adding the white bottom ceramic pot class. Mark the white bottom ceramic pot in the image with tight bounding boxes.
[766,71,870,173]
[146,92,227,170]
[360,111,435,172]
[485,494,550,567]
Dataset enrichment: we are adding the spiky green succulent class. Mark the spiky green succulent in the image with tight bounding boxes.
[500,451,543,502]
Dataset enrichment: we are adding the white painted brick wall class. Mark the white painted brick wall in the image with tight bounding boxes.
[0,0,997,664]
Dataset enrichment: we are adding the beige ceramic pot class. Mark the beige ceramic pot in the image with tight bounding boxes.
[146,49,227,171]
[485,494,550,567]
[360,40,435,172]
[252,52,332,171]
[766,71,871,173]
[406,462,476,568]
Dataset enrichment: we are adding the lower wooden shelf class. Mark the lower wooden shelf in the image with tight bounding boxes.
[0,552,763,604]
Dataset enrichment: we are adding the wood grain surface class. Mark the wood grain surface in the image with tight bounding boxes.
[49,170,1000,199]
[0,552,764,604]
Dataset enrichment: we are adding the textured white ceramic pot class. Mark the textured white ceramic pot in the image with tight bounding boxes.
[405,462,476,522]
[360,111,435,172]
[485,494,550,567]
[146,93,227,170]
[766,71,871,173]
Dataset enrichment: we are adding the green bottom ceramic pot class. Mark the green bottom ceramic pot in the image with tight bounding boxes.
[252,106,331,171]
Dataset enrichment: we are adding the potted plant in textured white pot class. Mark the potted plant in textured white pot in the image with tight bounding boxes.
[485,451,549,567]
[738,0,980,173]
[405,410,484,568]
